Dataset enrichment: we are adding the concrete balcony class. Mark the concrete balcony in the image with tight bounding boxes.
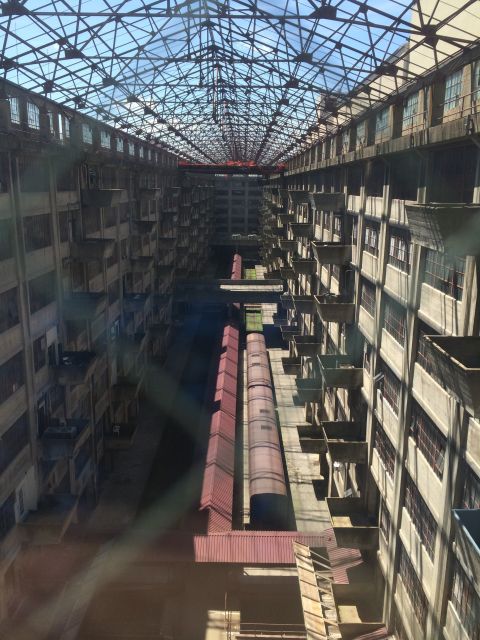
[56,351,97,385]
[279,239,297,252]
[130,256,154,273]
[296,424,326,453]
[453,509,480,588]
[322,421,367,463]
[424,336,480,417]
[278,212,294,225]
[132,219,157,234]
[293,335,322,357]
[289,223,313,239]
[314,295,355,323]
[41,419,90,460]
[309,191,346,212]
[281,356,301,375]
[81,188,127,207]
[311,242,352,265]
[270,247,284,259]
[123,292,151,313]
[291,259,317,276]
[280,294,312,313]
[280,267,295,280]
[405,202,480,254]
[21,494,78,545]
[63,291,107,321]
[331,583,386,640]
[318,355,363,389]
[71,238,115,261]
[326,497,379,549]
[280,325,299,342]
[295,377,322,403]
[105,422,138,450]
[288,190,310,205]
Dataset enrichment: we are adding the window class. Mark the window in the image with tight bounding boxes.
[363,340,372,374]
[323,211,330,230]
[23,214,52,251]
[116,137,124,153]
[0,413,29,475]
[403,92,419,127]
[384,296,407,344]
[416,325,445,388]
[444,69,463,112]
[404,474,437,559]
[462,466,480,510]
[128,141,135,156]
[27,102,40,129]
[363,221,379,256]
[474,60,480,103]
[100,130,111,148]
[33,335,46,372]
[356,120,367,145]
[82,123,93,144]
[410,401,446,479]
[0,351,24,404]
[380,500,391,542]
[451,561,480,640]
[375,108,389,133]
[0,221,13,261]
[398,544,428,632]
[0,494,15,541]
[424,250,465,301]
[64,116,70,139]
[47,111,55,134]
[360,279,376,317]
[0,288,18,334]
[333,215,343,237]
[380,362,401,414]
[388,227,411,272]
[28,271,56,314]
[139,146,144,159]
[9,96,20,124]
[350,216,358,245]
[373,419,395,478]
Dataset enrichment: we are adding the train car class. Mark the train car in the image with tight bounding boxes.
[246,333,288,530]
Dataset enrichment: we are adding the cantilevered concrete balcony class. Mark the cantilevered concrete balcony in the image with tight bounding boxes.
[280,325,299,342]
[318,355,363,388]
[21,494,78,545]
[295,377,322,403]
[291,258,317,276]
[424,336,480,417]
[288,190,310,205]
[130,256,154,272]
[123,292,151,313]
[289,222,313,239]
[105,422,138,450]
[294,335,322,357]
[296,424,326,453]
[331,583,386,640]
[81,188,126,207]
[55,351,97,385]
[322,421,367,463]
[71,238,115,261]
[405,202,480,254]
[41,419,90,460]
[309,191,346,212]
[453,509,480,587]
[63,292,107,321]
[280,267,295,280]
[311,241,352,265]
[132,219,157,234]
[314,295,355,323]
[279,239,297,252]
[270,247,284,259]
[281,356,301,375]
[278,212,294,225]
[326,497,379,549]
[280,294,313,314]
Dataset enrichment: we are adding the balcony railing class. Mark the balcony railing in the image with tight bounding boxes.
[293,335,322,357]
[318,355,363,388]
[289,223,313,239]
[322,421,367,464]
[291,259,317,276]
[296,424,326,453]
[279,239,297,252]
[280,294,313,314]
[295,378,322,403]
[311,242,352,265]
[281,356,302,375]
[314,295,355,323]
[288,190,310,205]
[326,497,379,549]
[309,191,346,212]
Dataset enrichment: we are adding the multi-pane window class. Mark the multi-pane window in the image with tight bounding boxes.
[356,120,367,145]
[27,102,40,129]
[333,215,343,237]
[0,287,18,334]
[373,419,396,478]
[23,214,52,252]
[410,401,447,479]
[360,279,376,317]
[0,413,29,475]
[82,123,93,144]
[128,141,135,156]
[363,221,379,256]
[375,108,389,133]
[474,60,480,103]
[363,340,372,374]
[451,561,480,640]
[323,211,331,230]
[403,92,419,129]
[380,362,401,414]
[28,271,56,314]
[116,137,124,153]
[64,117,70,139]
[0,351,24,404]
[398,544,428,632]
[424,250,465,301]
[388,227,411,272]
[404,474,437,559]
[349,215,358,245]
[139,146,144,159]
[100,130,111,148]
[384,296,407,344]
[9,97,20,124]
[444,69,463,112]
[462,466,480,510]
[380,500,391,542]
[416,325,445,388]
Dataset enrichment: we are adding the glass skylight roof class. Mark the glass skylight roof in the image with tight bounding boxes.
[0,0,478,162]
